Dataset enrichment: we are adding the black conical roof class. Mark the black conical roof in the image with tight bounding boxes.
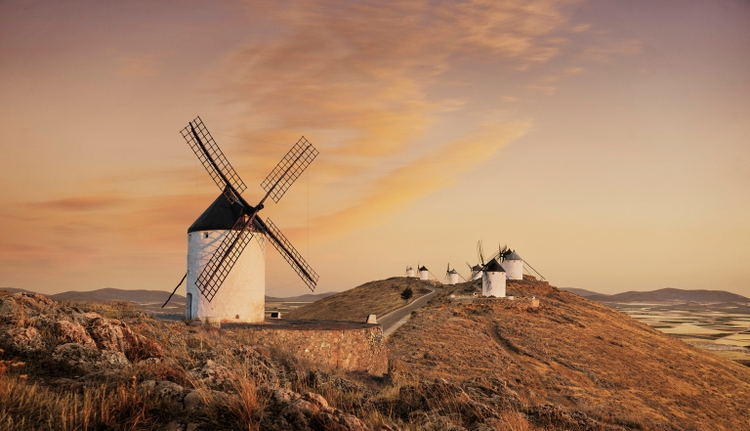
[484,259,505,272]
[188,193,251,233]
[419,266,428,271]
[503,250,522,260]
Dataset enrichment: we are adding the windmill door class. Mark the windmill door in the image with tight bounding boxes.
[186,293,193,320]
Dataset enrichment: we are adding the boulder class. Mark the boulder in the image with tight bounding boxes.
[51,343,130,375]
[1,326,45,355]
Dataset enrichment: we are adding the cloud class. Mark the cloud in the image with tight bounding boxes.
[213,0,573,236]
[303,121,530,238]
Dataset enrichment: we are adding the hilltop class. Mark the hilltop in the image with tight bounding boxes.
[285,277,433,322]
[387,278,750,430]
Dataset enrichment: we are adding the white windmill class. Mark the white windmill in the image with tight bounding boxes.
[418,265,429,281]
[481,259,506,298]
[501,250,524,281]
[444,264,464,285]
[405,266,415,278]
[167,117,320,323]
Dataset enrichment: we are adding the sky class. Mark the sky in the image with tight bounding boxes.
[0,0,748,297]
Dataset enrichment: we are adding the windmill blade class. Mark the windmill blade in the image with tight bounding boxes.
[477,240,485,266]
[522,259,546,281]
[181,117,247,203]
[262,217,319,291]
[195,213,256,302]
[260,137,319,204]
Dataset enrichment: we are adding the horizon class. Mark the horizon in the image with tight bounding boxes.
[1,1,748,297]
[3,283,750,302]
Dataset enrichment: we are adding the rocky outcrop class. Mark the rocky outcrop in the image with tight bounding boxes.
[51,343,130,375]
[260,387,372,431]
[0,292,162,376]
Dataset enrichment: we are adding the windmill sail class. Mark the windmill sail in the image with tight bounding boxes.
[195,213,256,302]
[180,116,247,203]
[260,136,319,204]
[262,217,319,291]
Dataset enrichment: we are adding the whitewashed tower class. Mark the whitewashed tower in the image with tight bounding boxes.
[405,266,415,278]
[187,195,265,322]
[481,259,506,297]
[447,269,459,285]
[502,250,524,281]
[418,265,429,281]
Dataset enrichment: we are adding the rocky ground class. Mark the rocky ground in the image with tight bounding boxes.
[3,278,750,430]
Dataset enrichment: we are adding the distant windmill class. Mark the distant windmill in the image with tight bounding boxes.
[405,266,415,278]
[481,258,506,297]
[444,264,464,285]
[418,265,429,281]
[465,240,487,281]
[173,116,319,323]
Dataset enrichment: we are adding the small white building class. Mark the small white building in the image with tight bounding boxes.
[447,269,459,285]
[418,265,429,281]
[470,264,483,281]
[502,250,523,281]
[186,194,266,323]
[405,266,415,278]
[481,259,506,298]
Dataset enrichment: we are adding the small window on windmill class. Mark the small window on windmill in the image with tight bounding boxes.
[270,311,281,319]
[204,232,209,238]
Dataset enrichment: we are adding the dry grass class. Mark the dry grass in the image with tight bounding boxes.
[286,277,433,322]
[7,281,750,430]
[0,373,163,431]
[388,278,750,430]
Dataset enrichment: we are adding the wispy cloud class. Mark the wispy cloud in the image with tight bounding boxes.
[301,121,530,239]
[217,0,572,235]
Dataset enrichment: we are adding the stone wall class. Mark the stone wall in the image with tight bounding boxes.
[229,320,387,376]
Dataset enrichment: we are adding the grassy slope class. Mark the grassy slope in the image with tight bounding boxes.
[388,279,750,431]
[285,277,433,322]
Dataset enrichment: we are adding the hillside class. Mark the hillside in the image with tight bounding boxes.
[560,287,602,297]
[586,287,750,303]
[387,278,750,430]
[285,277,433,322]
[49,288,186,303]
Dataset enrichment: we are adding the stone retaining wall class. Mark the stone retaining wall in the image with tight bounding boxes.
[229,320,387,376]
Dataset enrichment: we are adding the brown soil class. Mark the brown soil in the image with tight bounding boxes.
[387,278,750,430]
[285,277,433,322]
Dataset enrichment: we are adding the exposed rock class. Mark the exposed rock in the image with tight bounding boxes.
[51,343,130,375]
[29,315,96,347]
[261,387,372,431]
[188,359,236,391]
[0,292,57,325]
[1,326,45,354]
[87,316,163,361]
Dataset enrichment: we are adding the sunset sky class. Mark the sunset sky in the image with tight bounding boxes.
[1,0,748,297]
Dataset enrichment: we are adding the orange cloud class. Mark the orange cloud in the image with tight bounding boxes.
[303,121,530,238]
